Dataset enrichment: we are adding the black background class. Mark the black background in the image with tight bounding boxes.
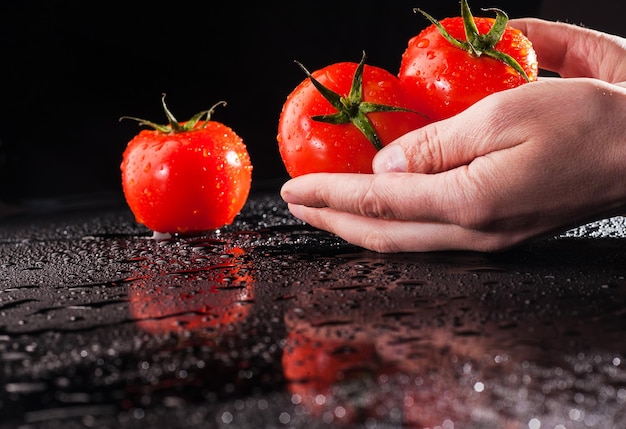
[0,0,622,204]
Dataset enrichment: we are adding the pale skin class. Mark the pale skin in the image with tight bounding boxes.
[280,18,626,253]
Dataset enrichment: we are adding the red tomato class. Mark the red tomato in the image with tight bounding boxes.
[121,97,252,234]
[398,0,538,121]
[277,54,431,177]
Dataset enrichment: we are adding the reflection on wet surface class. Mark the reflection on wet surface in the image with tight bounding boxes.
[1,192,625,428]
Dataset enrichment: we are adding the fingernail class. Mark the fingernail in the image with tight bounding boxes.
[373,144,407,173]
[280,182,292,202]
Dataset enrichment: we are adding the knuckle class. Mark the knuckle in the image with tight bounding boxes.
[357,176,397,219]
[360,229,401,253]
[404,127,445,173]
[457,202,498,231]
[457,200,500,232]
[473,233,519,253]
[448,170,532,253]
[449,168,500,231]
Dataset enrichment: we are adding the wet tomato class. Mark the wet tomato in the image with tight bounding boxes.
[277,53,431,177]
[398,0,538,121]
[120,97,252,235]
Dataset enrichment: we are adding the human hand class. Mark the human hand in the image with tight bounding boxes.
[280,19,626,252]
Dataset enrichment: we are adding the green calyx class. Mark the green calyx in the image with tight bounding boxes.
[297,51,424,151]
[416,0,530,82]
[120,94,226,133]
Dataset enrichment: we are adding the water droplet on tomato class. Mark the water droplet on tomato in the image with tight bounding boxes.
[416,38,429,49]
[225,150,241,167]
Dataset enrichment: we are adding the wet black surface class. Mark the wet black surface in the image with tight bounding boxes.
[1,191,626,428]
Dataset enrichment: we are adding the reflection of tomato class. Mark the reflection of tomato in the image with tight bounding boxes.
[283,328,379,388]
[282,320,478,427]
[282,326,379,423]
[128,247,254,335]
[282,292,490,428]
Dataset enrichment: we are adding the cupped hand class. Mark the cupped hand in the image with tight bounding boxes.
[280,19,626,252]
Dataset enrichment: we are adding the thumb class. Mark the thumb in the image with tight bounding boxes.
[371,120,460,174]
[510,18,626,83]
[372,87,532,174]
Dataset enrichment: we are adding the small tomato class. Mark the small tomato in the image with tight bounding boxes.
[120,97,252,234]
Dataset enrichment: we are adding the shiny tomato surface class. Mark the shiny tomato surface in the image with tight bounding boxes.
[399,16,538,121]
[277,61,431,177]
[121,120,252,234]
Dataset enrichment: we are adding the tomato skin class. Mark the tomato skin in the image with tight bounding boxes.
[121,121,252,234]
[399,17,538,121]
[277,62,431,177]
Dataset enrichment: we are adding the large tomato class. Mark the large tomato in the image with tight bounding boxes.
[121,97,252,235]
[398,0,538,121]
[277,53,431,177]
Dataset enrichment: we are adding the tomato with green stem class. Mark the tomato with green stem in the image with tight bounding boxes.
[398,0,538,121]
[120,96,252,235]
[277,52,431,177]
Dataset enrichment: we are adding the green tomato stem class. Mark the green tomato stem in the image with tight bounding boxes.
[415,0,530,82]
[298,51,424,152]
[120,94,227,134]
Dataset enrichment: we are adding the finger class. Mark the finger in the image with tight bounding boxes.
[281,171,486,226]
[509,18,626,82]
[286,203,521,253]
[372,86,536,174]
